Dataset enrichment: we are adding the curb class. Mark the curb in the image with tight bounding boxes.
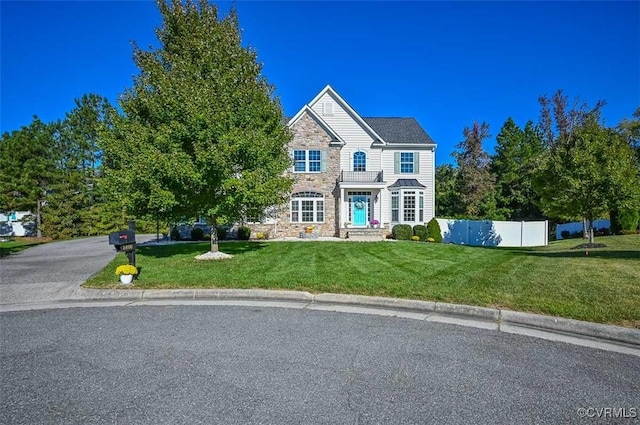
[75,288,640,352]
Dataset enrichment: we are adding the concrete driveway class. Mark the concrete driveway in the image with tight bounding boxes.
[0,235,155,305]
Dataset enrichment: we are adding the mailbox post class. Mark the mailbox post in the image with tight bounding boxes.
[108,229,137,267]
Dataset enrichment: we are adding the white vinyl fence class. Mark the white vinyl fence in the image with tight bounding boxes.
[435,218,548,247]
[555,219,610,240]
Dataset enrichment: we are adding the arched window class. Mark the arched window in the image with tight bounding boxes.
[353,151,366,172]
[290,192,324,223]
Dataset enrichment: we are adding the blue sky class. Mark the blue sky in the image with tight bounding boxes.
[1,1,638,165]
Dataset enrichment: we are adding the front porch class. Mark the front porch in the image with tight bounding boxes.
[338,171,387,236]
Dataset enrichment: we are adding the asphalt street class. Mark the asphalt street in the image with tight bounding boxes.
[1,305,639,425]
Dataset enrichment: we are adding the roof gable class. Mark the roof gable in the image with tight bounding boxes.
[287,105,344,145]
[289,85,436,147]
[307,85,386,144]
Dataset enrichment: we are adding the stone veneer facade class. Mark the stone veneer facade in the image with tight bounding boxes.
[247,112,341,238]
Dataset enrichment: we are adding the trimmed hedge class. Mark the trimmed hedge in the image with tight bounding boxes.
[190,227,204,241]
[413,224,428,241]
[426,218,442,243]
[170,226,181,241]
[237,226,251,241]
[216,226,227,240]
[392,224,413,241]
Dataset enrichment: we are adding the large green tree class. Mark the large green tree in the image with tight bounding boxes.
[534,117,640,243]
[101,0,293,252]
[452,122,499,219]
[492,118,545,220]
[0,117,58,237]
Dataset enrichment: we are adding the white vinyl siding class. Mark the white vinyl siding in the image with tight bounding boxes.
[310,93,382,172]
[382,148,435,224]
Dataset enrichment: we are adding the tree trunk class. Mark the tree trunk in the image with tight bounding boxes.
[582,217,588,239]
[588,216,595,244]
[36,198,42,239]
[210,215,218,253]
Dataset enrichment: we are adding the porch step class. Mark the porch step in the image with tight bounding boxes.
[344,228,386,241]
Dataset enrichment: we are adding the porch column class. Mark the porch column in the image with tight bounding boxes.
[340,187,344,227]
[378,189,383,229]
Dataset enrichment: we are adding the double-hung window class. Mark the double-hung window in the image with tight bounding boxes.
[291,192,324,223]
[391,191,399,222]
[394,152,420,174]
[293,149,325,173]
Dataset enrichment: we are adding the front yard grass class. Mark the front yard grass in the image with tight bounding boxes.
[84,234,640,327]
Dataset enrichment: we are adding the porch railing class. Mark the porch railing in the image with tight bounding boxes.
[339,170,383,182]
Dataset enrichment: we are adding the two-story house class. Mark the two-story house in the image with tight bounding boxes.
[249,85,436,239]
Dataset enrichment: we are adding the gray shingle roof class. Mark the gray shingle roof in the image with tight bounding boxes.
[362,117,435,145]
[389,179,427,189]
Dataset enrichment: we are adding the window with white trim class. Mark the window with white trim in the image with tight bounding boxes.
[403,191,416,222]
[391,189,424,224]
[394,151,420,174]
[293,149,324,173]
[400,153,414,174]
[353,151,366,172]
[291,192,324,223]
[391,191,399,222]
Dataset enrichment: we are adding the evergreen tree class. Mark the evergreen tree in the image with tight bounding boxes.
[42,94,114,239]
[492,118,545,220]
[101,0,293,253]
[434,164,461,217]
[0,117,58,237]
[452,122,499,219]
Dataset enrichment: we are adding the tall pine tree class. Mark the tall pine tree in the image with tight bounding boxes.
[492,118,545,220]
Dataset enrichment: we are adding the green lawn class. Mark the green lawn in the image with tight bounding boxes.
[84,235,640,327]
[0,237,49,258]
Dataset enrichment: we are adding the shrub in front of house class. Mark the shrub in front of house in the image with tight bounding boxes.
[255,231,270,240]
[392,224,413,241]
[411,235,420,241]
[426,218,442,243]
[170,226,181,241]
[427,237,435,243]
[413,224,428,241]
[191,227,204,241]
[216,226,227,240]
[238,226,251,240]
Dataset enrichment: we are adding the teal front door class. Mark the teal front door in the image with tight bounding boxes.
[352,195,367,226]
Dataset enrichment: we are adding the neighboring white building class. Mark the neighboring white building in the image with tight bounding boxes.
[248,85,436,238]
[0,211,34,237]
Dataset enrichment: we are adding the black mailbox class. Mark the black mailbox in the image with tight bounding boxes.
[108,230,136,252]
